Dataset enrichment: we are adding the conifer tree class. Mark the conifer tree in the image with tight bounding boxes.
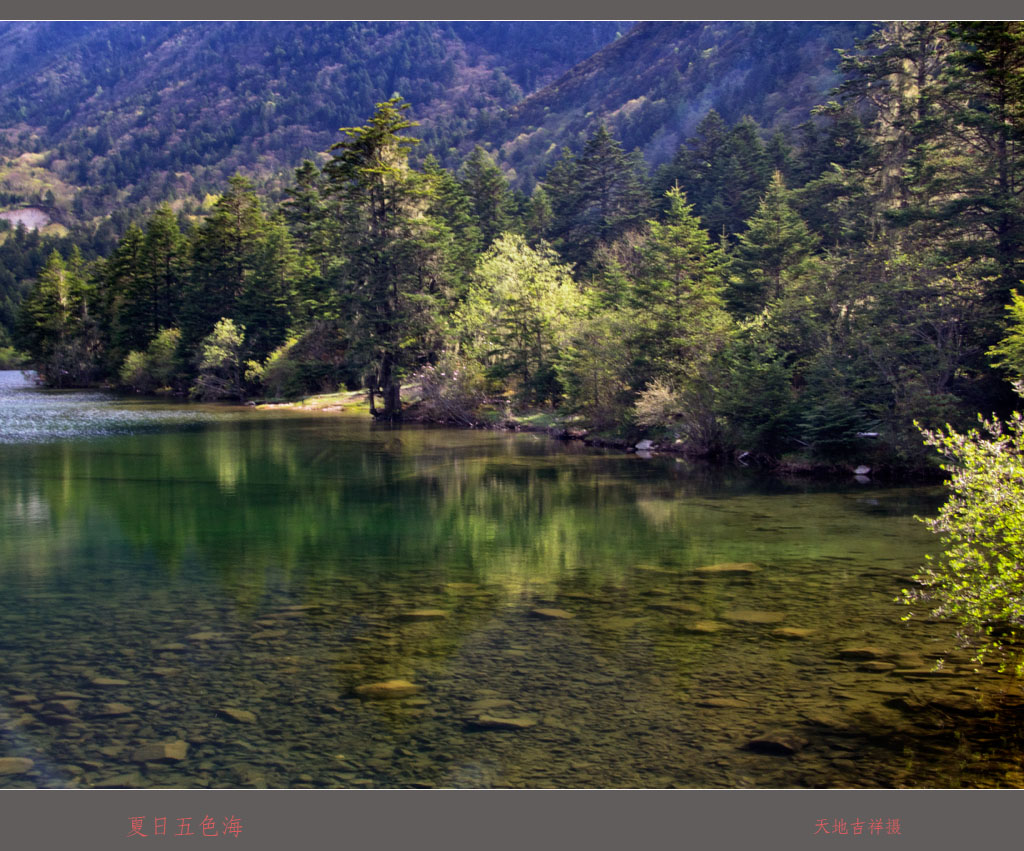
[729,171,819,315]
[544,125,649,270]
[324,96,445,420]
[17,250,99,387]
[459,145,516,247]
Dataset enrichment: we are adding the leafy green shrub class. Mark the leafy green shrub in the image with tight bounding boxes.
[191,319,246,401]
[118,328,181,393]
[0,346,27,369]
[903,400,1024,673]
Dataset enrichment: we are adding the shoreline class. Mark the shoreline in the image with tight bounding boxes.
[255,388,944,485]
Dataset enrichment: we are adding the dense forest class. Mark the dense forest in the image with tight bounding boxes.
[0,21,628,220]
[10,22,1024,473]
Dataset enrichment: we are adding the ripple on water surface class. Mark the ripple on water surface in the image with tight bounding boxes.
[0,371,226,443]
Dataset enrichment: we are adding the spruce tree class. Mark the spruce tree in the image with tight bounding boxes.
[544,125,649,271]
[459,145,516,247]
[323,96,445,420]
[729,172,819,315]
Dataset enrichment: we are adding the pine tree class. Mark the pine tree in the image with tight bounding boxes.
[183,175,269,354]
[17,250,99,387]
[628,186,732,383]
[140,203,186,337]
[729,172,820,315]
[323,96,445,420]
[102,223,147,370]
[623,188,733,451]
[459,145,516,247]
[544,125,649,270]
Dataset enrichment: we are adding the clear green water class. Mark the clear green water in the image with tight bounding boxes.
[2,370,1024,789]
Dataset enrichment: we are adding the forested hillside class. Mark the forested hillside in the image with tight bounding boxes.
[0,21,871,221]
[14,22,1024,475]
[465,21,874,186]
[0,21,627,220]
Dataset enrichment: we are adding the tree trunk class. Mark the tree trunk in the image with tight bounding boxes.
[378,353,402,421]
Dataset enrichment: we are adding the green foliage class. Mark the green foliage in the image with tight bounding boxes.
[655,111,773,241]
[458,233,585,404]
[904,403,1024,673]
[119,328,181,394]
[556,309,635,427]
[988,290,1024,379]
[626,187,732,387]
[0,345,27,369]
[16,249,100,387]
[325,96,446,420]
[191,318,246,401]
[459,146,516,247]
[728,171,819,315]
[716,326,800,457]
[544,125,650,271]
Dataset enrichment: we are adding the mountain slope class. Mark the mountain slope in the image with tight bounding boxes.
[0,21,874,221]
[460,21,876,185]
[0,21,627,218]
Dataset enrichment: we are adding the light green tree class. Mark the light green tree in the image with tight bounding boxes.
[191,318,247,401]
[988,290,1024,378]
[119,328,181,394]
[458,233,585,404]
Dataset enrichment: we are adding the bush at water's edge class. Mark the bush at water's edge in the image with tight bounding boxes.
[0,347,28,370]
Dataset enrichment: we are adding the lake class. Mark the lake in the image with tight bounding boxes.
[1,369,1023,789]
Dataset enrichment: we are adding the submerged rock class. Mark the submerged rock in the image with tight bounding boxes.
[530,608,575,620]
[683,621,731,634]
[648,601,702,614]
[694,563,760,576]
[468,698,515,712]
[837,646,892,661]
[131,741,188,763]
[0,757,34,776]
[722,610,786,624]
[745,730,807,756]
[696,698,748,709]
[858,661,896,672]
[89,677,130,687]
[353,680,423,699]
[217,707,258,723]
[399,609,449,621]
[149,667,180,677]
[92,702,134,717]
[466,715,538,730]
[772,627,815,640]
[95,772,145,788]
[43,699,80,714]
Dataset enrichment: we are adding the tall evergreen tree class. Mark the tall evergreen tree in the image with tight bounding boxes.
[459,145,516,247]
[183,175,270,354]
[545,125,649,271]
[729,171,820,315]
[324,96,445,420]
[139,203,186,337]
[17,250,99,387]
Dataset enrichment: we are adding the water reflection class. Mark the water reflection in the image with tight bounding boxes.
[2,371,1024,789]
